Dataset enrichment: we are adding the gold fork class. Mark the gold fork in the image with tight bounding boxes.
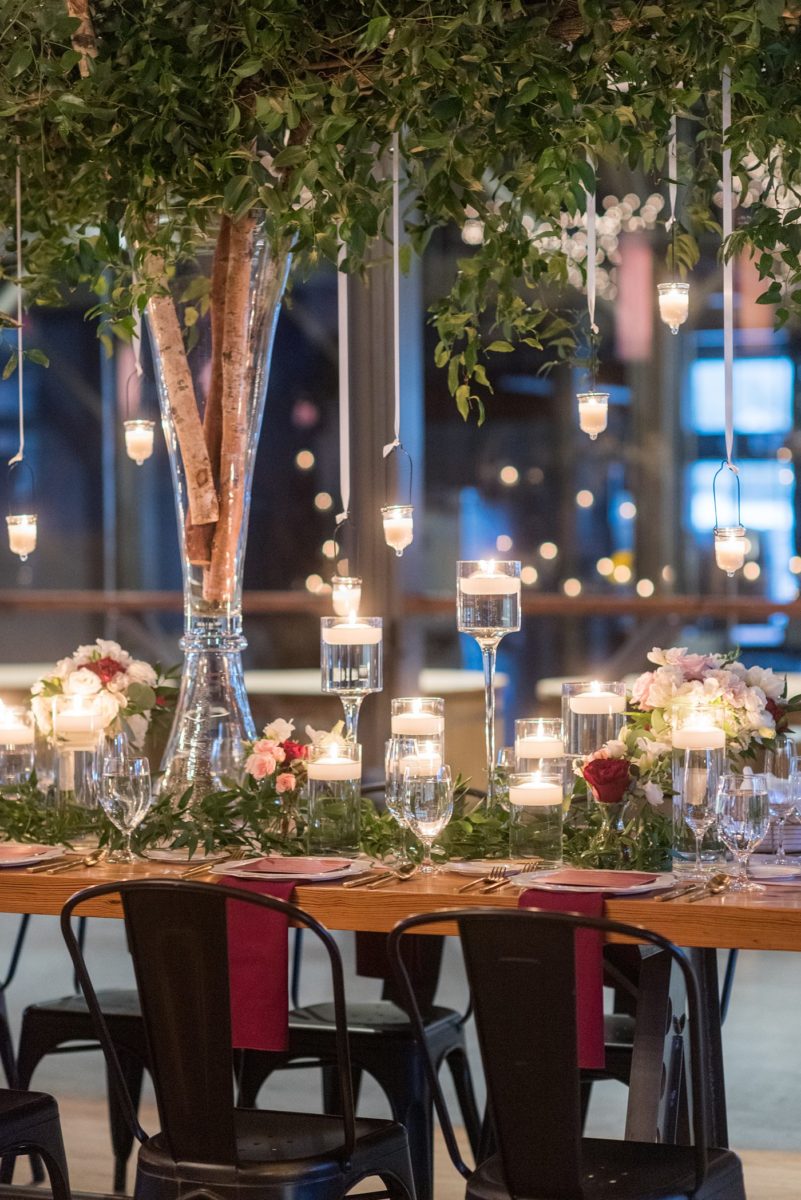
[44,848,107,875]
[458,864,508,894]
[180,847,248,879]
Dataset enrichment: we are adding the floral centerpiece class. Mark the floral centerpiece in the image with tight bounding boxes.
[31,639,177,750]
[570,647,799,870]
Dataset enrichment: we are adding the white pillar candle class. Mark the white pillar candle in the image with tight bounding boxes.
[322,621,383,646]
[509,780,563,806]
[673,726,725,751]
[391,712,445,736]
[657,283,690,334]
[568,686,626,715]
[0,718,34,746]
[577,393,608,440]
[52,698,103,750]
[383,513,414,555]
[307,758,362,781]
[515,735,565,759]
[460,571,521,597]
[124,420,155,465]
[6,516,37,559]
[400,750,443,777]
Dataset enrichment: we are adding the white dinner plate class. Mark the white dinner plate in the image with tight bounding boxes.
[513,868,675,896]
[210,856,374,883]
[447,860,530,878]
[747,862,801,881]
[0,843,65,869]
[144,847,227,864]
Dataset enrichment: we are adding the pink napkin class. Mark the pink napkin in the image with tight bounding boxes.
[518,889,605,1070]
[223,876,295,1052]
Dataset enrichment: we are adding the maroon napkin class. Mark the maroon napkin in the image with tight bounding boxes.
[518,888,605,1070]
[223,876,295,1052]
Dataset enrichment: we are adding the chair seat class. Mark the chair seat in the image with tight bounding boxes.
[24,989,141,1020]
[0,1088,59,1124]
[466,1143,744,1200]
[137,1109,410,1185]
[290,1001,459,1036]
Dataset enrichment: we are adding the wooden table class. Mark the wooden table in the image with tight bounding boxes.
[5,859,799,1150]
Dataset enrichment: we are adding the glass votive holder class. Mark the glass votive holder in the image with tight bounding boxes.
[577,391,608,440]
[515,718,565,768]
[320,617,383,695]
[508,772,563,863]
[124,419,156,465]
[657,281,690,334]
[714,526,747,577]
[306,742,362,856]
[390,697,445,739]
[381,505,414,557]
[561,681,626,758]
[331,575,362,618]
[0,705,35,787]
[51,694,105,808]
[671,703,726,875]
[6,514,37,561]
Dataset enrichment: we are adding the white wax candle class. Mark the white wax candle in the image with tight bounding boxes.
[578,399,607,438]
[673,727,725,751]
[332,583,361,618]
[715,539,745,573]
[509,781,563,806]
[391,713,444,736]
[125,425,154,464]
[0,720,34,746]
[383,516,413,553]
[460,572,520,596]
[568,688,626,715]
[515,735,565,759]
[8,520,36,557]
[307,759,362,781]
[322,622,382,646]
[683,767,710,806]
[658,288,689,328]
[399,751,443,778]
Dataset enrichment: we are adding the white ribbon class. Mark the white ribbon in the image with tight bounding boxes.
[8,162,24,466]
[721,66,736,470]
[383,131,402,458]
[666,114,678,231]
[131,275,143,379]
[585,154,599,335]
[336,236,350,525]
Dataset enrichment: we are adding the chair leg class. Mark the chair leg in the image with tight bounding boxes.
[107,1051,145,1193]
[236,1051,276,1108]
[0,996,18,1089]
[444,1046,481,1158]
[322,1063,363,1115]
[580,1078,593,1129]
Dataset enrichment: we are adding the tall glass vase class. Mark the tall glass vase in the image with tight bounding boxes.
[147,213,291,800]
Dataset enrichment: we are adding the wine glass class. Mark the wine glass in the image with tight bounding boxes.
[100,755,153,863]
[716,773,770,892]
[385,736,417,865]
[764,735,797,864]
[401,763,453,874]
[681,782,718,881]
[457,560,521,805]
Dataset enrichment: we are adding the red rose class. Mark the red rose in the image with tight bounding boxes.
[281,740,308,763]
[583,758,631,805]
[767,698,787,730]
[84,656,126,685]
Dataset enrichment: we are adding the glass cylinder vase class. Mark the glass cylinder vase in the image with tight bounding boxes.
[306,742,362,856]
[148,214,291,801]
[508,772,563,863]
[671,703,726,874]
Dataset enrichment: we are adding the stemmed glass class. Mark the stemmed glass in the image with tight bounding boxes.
[681,784,718,881]
[385,736,417,865]
[716,773,770,892]
[764,736,797,864]
[457,560,521,805]
[99,754,153,863]
[401,763,453,874]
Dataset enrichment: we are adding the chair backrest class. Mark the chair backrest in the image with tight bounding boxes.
[61,879,357,1166]
[389,908,709,1200]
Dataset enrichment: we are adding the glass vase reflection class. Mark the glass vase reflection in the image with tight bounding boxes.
[508,772,563,863]
[306,742,362,856]
[320,617,383,743]
[0,706,35,788]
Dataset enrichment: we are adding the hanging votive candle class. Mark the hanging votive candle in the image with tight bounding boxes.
[657,282,690,335]
[6,514,37,561]
[331,575,362,618]
[714,525,747,577]
[577,391,608,440]
[381,504,414,557]
[124,418,155,466]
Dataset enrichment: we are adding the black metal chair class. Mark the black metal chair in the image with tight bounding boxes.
[389,908,746,1200]
[0,1087,71,1200]
[61,879,416,1200]
[0,914,30,1088]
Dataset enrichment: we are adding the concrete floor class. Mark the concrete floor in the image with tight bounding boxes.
[1,913,800,1192]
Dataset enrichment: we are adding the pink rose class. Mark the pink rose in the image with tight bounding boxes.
[246,751,276,780]
[276,772,296,794]
[253,738,279,756]
[273,745,286,764]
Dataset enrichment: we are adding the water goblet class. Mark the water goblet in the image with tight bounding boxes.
[99,755,153,863]
[764,735,797,864]
[716,773,770,892]
[401,763,453,874]
[457,560,521,805]
[384,736,419,865]
[681,784,718,881]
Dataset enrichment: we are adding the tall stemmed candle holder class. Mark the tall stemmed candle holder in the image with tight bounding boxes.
[391,697,445,743]
[562,681,626,760]
[671,702,726,875]
[0,704,34,787]
[320,616,382,743]
[306,742,362,856]
[457,560,521,804]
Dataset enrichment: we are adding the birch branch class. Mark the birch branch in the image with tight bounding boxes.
[66,0,98,77]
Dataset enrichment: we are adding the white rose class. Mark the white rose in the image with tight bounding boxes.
[64,668,103,697]
[95,691,122,730]
[125,713,148,749]
[127,660,158,688]
[744,666,784,702]
[95,640,130,665]
[604,739,628,759]
[264,717,294,743]
[54,657,75,680]
[106,671,131,696]
[643,780,664,808]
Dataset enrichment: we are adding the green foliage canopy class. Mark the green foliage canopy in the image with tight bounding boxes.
[1,0,800,415]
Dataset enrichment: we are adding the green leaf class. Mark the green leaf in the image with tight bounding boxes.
[23,348,49,368]
[362,15,391,51]
[2,352,18,381]
[486,340,514,353]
